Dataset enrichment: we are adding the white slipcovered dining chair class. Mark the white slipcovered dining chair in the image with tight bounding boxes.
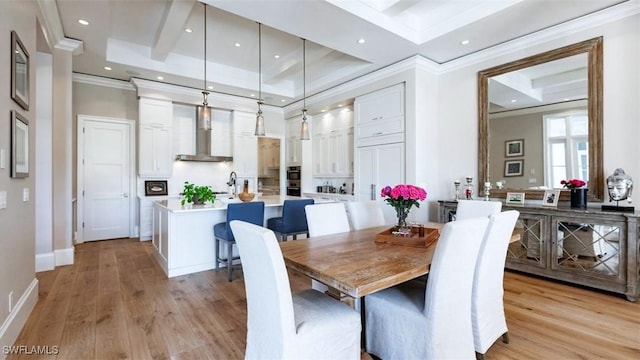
[345,200,386,230]
[456,200,502,220]
[305,202,351,237]
[472,210,519,360]
[229,220,361,360]
[364,217,490,360]
[305,202,352,292]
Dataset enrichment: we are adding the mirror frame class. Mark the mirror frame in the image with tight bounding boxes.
[478,37,603,202]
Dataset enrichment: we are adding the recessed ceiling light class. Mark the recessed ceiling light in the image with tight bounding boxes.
[460,39,470,45]
[104,66,112,71]
[208,85,213,90]
[250,93,256,97]
[274,55,280,59]
[234,43,241,47]
[321,109,327,113]
[564,98,570,101]
[357,38,366,44]
[338,104,343,107]
[78,19,89,26]
[511,99,517,103]
[184,28,192,33]
[281,99,286,103]
[157,76,164,80]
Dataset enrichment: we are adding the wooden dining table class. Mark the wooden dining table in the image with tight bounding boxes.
[279,221,520,303]
[279,222,444,302]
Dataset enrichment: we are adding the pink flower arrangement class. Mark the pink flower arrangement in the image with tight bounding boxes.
[561,179,587,189]
[380,184,427,228]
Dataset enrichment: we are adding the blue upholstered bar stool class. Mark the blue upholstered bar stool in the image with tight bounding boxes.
[214,201,265,282]
[267,199,314,241]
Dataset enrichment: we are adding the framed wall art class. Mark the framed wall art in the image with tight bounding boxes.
[504,159,523,177]
[11,30,30,110]
[506,192,525,206]
[11,111,29,178]
[145,180,168,196]
[505,139,524,157]
[543,190,561,207]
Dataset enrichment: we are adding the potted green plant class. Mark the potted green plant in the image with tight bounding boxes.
[181,181,216,206]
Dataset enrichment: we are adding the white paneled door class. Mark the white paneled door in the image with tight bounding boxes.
[81,118,132,241]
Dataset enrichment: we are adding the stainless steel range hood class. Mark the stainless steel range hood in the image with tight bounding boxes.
[175,105,233,162]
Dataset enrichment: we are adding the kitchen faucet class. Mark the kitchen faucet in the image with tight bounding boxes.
[227,171,237,198]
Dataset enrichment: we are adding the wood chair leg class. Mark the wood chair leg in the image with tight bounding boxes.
[501,332,510,344]
[475,352,485,360]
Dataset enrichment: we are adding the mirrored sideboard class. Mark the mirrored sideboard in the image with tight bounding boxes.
[438,200,640,302]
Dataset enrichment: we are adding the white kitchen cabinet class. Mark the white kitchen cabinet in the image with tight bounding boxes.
[311,106,354,177]
[140,195,175,241]
[232,111,258,177]
[139,97,173,177]
[138,125,173,177]
[211,109,233,157]
[355,142,404,224]
[354,83,404,140]
[285,118,302,166]
[140,97,173,127]
[233,134,258,177]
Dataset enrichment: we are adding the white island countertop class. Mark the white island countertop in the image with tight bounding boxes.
[154,195,317,213]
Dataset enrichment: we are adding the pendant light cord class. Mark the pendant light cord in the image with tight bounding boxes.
[203,3,208,105]
[258,23,262,101]
[303,39,306,111]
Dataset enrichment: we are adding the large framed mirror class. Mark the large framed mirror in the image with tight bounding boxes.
[478,37,603,202]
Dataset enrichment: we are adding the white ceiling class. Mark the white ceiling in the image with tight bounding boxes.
[48,0,629,107]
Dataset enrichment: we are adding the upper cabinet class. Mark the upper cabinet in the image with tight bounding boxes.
[211,109,232,157]
[139,97,173,127]
[285,118,303,166]
[233,111,258,177]
[312,106,354,177]
[354,83,405,142]
[138,97,173,177]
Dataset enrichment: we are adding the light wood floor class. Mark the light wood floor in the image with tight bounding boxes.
[9,238,640,360]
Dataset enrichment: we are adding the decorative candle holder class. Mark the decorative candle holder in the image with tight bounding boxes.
[454,180,461,201]
[465,176,473,200]
[483,182,491,201]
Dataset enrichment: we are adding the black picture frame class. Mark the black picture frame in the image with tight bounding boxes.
[504,159,523,177]
[11,30,30,111]
[11,111,29,178]
[505,139,524,157]
[145,180,168,196]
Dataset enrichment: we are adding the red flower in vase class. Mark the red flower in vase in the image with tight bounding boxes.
[561,179,587,189]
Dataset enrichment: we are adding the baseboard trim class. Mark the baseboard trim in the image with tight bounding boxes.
[54,247,74,266]
[35,252,55,272]
[0,279,39,360]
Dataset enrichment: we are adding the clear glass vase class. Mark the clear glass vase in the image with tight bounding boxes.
[394,207,411,236]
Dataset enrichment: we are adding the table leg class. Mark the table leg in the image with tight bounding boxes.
[354,296,366,350]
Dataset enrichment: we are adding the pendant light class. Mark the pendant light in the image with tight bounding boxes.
[300,38,310,140]
[198,3,211,130]
[254,22,266,136]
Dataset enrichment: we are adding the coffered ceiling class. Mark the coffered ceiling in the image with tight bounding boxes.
[44,0,631,107]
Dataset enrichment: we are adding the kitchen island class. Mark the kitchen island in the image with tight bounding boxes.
[152,195,315,277]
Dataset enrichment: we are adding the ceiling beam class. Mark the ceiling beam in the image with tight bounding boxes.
[152,0,196,61]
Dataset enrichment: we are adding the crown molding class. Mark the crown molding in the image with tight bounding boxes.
[73,73,135,91]
[438,0,640,73]
[37,0,84,55]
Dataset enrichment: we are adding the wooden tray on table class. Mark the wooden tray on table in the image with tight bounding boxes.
[375,225,439,248]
